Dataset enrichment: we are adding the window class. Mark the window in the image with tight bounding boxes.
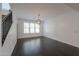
[2,3,10,10]
[35,23,40,33]
[24,23,29,33]
[30,23,34,33]
[24,22,40,33]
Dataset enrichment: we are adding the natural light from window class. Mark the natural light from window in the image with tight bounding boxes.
[24,23,29,33]
[24,22,40,33]
[35,23,40,33]
[30,23,34,33]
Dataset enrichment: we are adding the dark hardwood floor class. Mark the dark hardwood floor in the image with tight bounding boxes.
[12,36,79,56]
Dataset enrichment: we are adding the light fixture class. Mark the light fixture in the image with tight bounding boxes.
[32,14,41,23]
[36,14,41,24]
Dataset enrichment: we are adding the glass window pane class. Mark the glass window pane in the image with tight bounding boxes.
[24,23,29,33]
[35,23,40,33]
[30,23,34,33]
[30,29,34,33]
[35,23,39,28]
[36,28,39,33]
[24,23,29,28]
[24,29,29,33]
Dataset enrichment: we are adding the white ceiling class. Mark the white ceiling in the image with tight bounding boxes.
[10,3,79,20]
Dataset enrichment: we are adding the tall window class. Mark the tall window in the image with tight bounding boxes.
[35,23,40,33]
[24,22,40,33]
[24,23,29,33]
[30,23,34,33]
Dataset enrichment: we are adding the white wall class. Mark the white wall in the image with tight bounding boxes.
[43,5,79,48]
[18,18,43,39]
[9,3,79,48]
[0,4,17,56]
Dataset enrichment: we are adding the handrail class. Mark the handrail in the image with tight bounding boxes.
[2,10,12,23]
[2,10,12,45]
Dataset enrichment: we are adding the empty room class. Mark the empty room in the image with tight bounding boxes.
[0,3,79,56]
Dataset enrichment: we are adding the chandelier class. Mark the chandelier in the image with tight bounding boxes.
[36,14,41,23]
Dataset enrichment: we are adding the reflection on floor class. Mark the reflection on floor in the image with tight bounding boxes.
[12,36,79,56]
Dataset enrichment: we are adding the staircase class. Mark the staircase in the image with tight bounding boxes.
[2,10,12,46]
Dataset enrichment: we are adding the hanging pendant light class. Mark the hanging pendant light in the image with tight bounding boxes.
[37,14,41,24]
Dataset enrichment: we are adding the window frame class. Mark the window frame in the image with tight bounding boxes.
[23,22,40,34]
[29,23,35,33]
[24,22,30,33]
